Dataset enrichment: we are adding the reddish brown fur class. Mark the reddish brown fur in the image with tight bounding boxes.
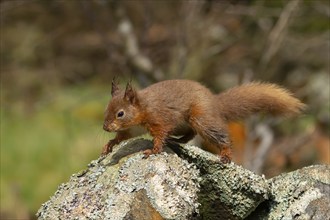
[103,79,305,162]
[217,82,306,121]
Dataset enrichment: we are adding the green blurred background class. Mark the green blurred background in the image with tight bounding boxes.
[1,0,329,219]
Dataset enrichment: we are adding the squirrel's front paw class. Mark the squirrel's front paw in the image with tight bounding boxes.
[219,155,231,164]
[101,145,110,156]
[101,142,114,156]
[142,149,153,159]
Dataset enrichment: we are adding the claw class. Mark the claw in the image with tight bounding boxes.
[143,149,153,159]
[101,142,113,156]
[219,155,231,164]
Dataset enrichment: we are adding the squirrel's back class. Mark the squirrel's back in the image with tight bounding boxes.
[139,80,213,109]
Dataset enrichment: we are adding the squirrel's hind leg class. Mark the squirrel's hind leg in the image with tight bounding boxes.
[188,112,232,163]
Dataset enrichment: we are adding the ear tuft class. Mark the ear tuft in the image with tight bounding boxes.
[111,77,120,97]
[124,82,138,104]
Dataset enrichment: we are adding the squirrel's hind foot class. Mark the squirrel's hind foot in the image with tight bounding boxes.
[142,149,153,159]
[219,155,231,164]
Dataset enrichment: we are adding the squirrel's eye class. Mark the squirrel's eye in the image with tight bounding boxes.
[117,110,125,118]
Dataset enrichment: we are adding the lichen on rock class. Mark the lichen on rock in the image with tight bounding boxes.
[266,165,330,220]
[174,144,270,219]
[247,165,330,220]
[37,138,200,220]
[37,138,330,220]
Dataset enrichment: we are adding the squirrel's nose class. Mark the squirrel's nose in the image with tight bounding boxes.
[103,123,109,131]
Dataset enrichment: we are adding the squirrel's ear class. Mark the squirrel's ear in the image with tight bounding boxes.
[111,77,120,97]
[124,82,138,104]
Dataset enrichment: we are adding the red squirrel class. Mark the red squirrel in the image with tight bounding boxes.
[102,79,305,162]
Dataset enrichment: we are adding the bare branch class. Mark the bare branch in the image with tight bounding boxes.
[251,123,274,174]
[313,1,330,18]
[116,6,165,81]
[259,0,301,70]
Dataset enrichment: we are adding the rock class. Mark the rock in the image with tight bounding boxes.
[36,138,200,220]
[247,165,330,220]
[172,144,269,219]
[36,138,330,220]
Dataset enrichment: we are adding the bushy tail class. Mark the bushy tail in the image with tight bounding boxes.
[217,82,306,121]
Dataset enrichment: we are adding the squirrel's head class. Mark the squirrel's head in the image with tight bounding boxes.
[103,80,143,132]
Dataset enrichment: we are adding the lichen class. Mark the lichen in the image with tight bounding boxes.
[37,138,200,220]
[37,138,329,220]
[265,165,330,220]
[114,152,200,219]
[176,144,270,219]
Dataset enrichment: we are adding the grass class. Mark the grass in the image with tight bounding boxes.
[1,85,113,217]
